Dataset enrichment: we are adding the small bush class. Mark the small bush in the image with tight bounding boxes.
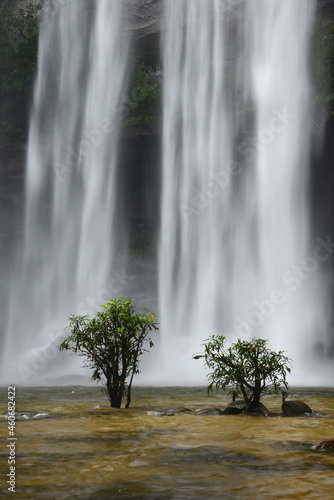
[194,336,291,413]
[59,298,158,408]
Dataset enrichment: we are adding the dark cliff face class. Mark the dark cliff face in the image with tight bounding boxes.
[318,0,334,19]
[311,115,334,240]
[127,0,162,66]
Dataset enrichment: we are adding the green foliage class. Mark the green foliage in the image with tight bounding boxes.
[0,2,41,143]
[194,336,291,413]
[124,58,161,130]
[59,298,158,408]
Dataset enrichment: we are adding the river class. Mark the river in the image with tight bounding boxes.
[1,386,334,499]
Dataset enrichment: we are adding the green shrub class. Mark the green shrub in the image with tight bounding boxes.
[124,58,161,129]
[59,298,158,408]
[194,336,291,413]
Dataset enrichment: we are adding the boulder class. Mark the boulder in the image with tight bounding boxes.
[223,400,269,414]
[282,400,312,416]
[221,406,243,415]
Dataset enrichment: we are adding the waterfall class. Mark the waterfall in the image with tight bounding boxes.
[159,0,331,385]
[1,0,130,384]
[1,0,332,387]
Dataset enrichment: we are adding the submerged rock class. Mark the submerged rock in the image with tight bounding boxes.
[223,400,271,415]
[195,408,222,415]
[250,402,270,415]
[174,407,194,414]
[221,406,243,415]
[282,400,312,416]
[229,400,246,408]
[314,439,334,451]
[221,401,270,415]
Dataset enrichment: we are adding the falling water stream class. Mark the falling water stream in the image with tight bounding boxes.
[158,0,331,384]
[2,0,130,383]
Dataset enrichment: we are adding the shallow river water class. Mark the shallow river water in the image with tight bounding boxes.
[1,386,334,499]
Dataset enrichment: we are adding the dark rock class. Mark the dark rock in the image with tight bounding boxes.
[282,400,313,416]
[195,408,222,415]
[318,0,334,20]
[251,402,270,414]
[221,406,243,415]
[229,400,246,408]
[174,407,193,414]
[314,439,334,451]
[127,0,163,66]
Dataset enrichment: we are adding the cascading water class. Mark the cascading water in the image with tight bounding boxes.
[1,0,130,384]
[158,0,332,384]
[1,0,332,387]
